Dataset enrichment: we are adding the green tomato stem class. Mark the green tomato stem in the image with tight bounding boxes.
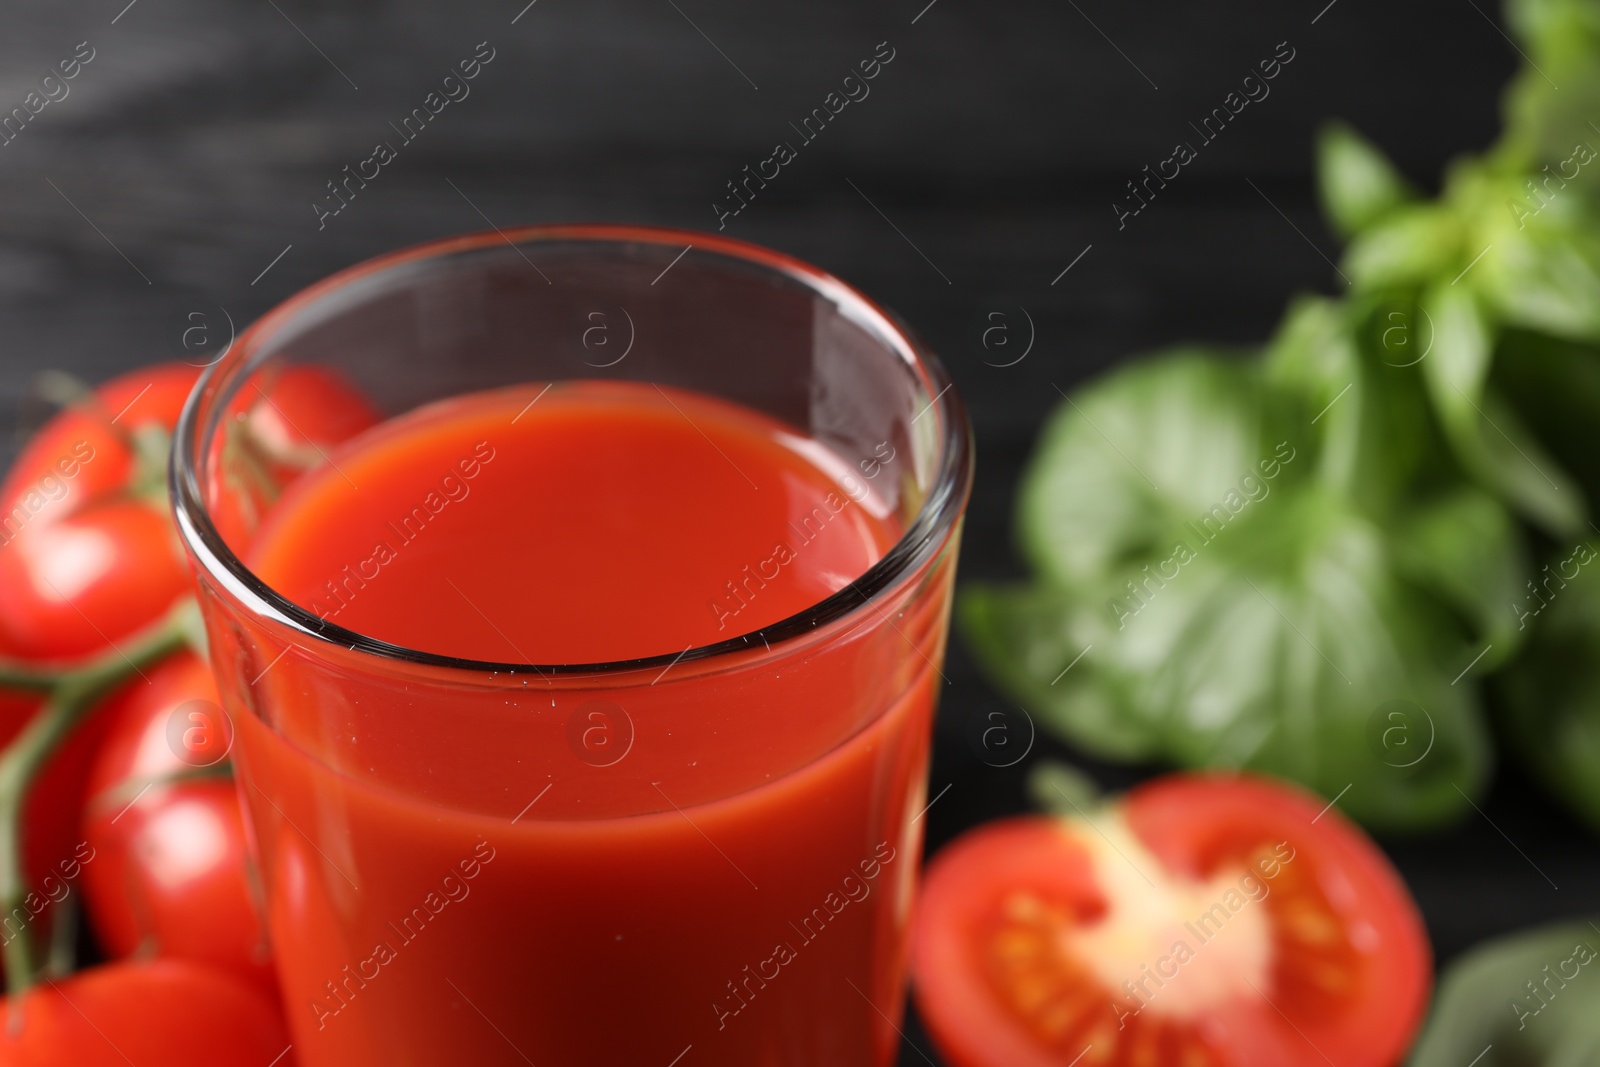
[85,762,233,821]
[0,600,195,998]
[0,666,60,693]
[43,893,77,980]
[0,589,204,691]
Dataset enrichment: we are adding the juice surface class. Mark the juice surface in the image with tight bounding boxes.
[250,381,896,663]
[233,381,952,1066]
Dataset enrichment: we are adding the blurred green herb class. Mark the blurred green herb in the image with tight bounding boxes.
[1408,919,1600,1066]
[962,0,1600,833]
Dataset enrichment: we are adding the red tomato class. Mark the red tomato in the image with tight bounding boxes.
[0,364,199,660]
[910,774,1431,1067]
[0,500,189,661]
[207,365,382,552]
[236,364,383,480]
[0,362,379,659]
[80,651,270,987]
[0,959,292,1066]
[0,364,198,521]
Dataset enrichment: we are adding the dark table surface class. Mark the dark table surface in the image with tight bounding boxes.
[1,0,1593,1061]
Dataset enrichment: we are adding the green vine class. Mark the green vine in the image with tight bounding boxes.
[0,600,197,996]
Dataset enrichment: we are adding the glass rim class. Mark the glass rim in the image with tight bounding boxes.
[169,223,973,679]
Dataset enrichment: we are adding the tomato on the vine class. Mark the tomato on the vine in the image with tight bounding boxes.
[80,650,270,987]
[0,365,199,660]
[0,648,94,961]
[0,360,381,1055]
[910,774,1431,1067]
[0,362,380,660]
[0,364,198,520]
[0,499,190,662]
[206,364,383,551]
[0,959,291,1066]
[0,639,46,867]
[235,364,383,481]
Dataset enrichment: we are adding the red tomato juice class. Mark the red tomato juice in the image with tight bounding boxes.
[233,381,948,1066]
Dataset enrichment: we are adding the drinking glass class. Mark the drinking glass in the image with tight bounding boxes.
[170,225,972,1067]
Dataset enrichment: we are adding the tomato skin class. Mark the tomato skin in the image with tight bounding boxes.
[0,959,291,1066]
[237,365,383,480]
[910,774,1432,1067]
[80,651,270,987]
[0,364,199,522]
[208,365,383,553]
[0,500,190,660]
[0,362,379,659]
[0,364,200,660]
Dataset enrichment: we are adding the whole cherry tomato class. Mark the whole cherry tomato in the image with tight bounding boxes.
[0,499,190,663]
[0,365,198,660]
[80,650,270,988]
[0,362,380,660]
[207,364,383,550]
[0,363,197,520]
[0,365,200,912]
[0,959,292,1066]
[235,363,384,484]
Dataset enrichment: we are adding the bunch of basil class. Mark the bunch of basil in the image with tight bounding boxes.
[963,0,1600,832]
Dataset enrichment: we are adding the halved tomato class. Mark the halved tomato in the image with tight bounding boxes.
[910,774,1431,1067]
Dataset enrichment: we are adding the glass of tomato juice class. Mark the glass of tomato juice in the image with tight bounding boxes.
[170,226,972,1067]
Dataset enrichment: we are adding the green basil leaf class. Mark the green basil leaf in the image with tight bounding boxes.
[1430,155,1600,342]
[1316,122,1418,238]
[1344,205,1460,291]
[959,582,1155,762]
[1266,294,1440,515]
[1391,488,1530,666]
[1479,198,1600,343]
[1087,487,1491,830]
[1498,0,1600,171]
[1421,281,1586,535]
[1497,545,1600,832]
[1264,297,1364,489]
[1491,328,1600,510]
[1504,0,1600,63]
[1410,919,1600,1067]
[963,484,1497,830]
[1017,352,1302,589]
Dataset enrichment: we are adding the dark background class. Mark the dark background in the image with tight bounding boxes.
[1,0,1592,1061]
